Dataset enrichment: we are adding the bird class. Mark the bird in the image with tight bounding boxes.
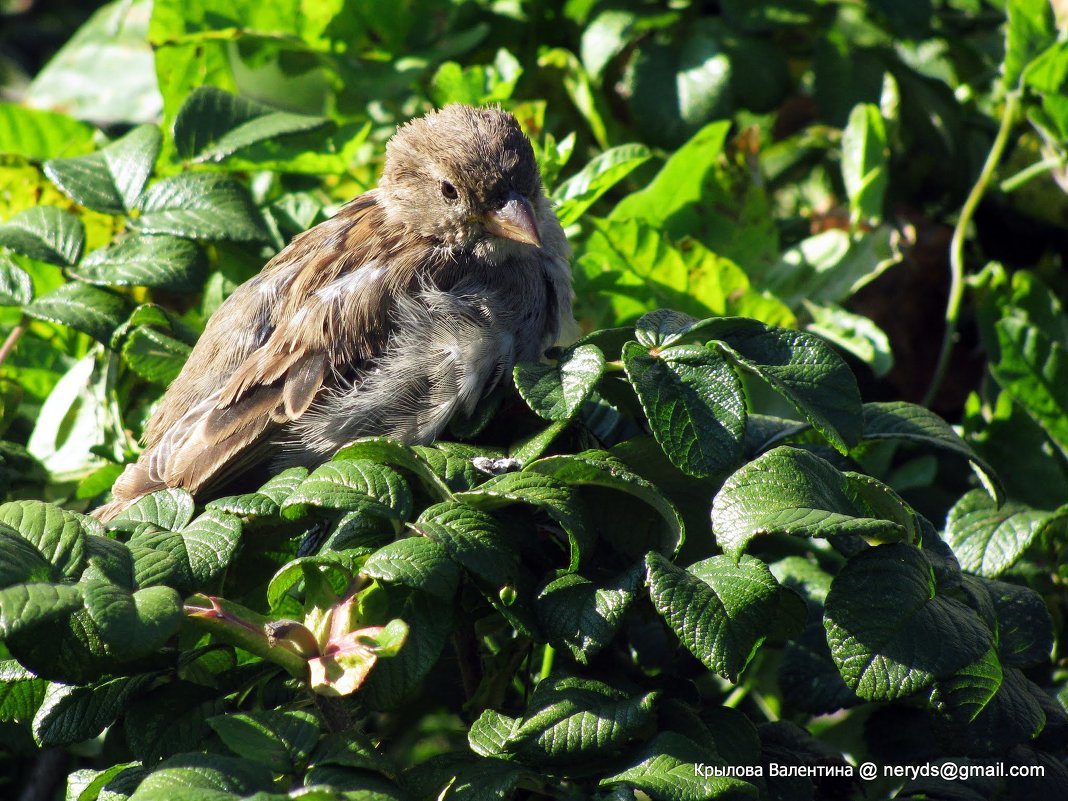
[93,104,573,522]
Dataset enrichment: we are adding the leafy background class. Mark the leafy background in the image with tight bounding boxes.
[1,0,1067,800]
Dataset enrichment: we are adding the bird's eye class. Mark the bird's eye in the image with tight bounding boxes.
[440,180,459,201]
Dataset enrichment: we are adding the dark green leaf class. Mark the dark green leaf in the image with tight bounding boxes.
[0,256,33,306]
[526,450,684,555]
[824,544,993,701]
[456,472,591,572]
[174,86,331,163]
[207,467,308,519]
[991,317,1068,459]
[33,673,157,747]
[709,319,863,453]
[600,730,758,799]
[25,282,130,344]
[362,537,460,600]
[0,206,84,266]
[536,563,643,664]
[0,500,94,578]
[82,582,183,659]
[122,326,192,385]
[646,551,780,681]
[133,173,267,241]
[44,125,162,214]
[514,344,605,422]
[71,235,205,290]
[986,578,1054,668]
[863,402,1003,503]
[207,709,320,774]
[944,490,1055,577]
[712,447,907,558]
[334,438,454,501]
[623,341,746,477]
[413,502,518,590]
[283,459,413,521]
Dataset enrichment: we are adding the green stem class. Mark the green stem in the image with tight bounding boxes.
[539,643,555,681]
[999,154,1064,193]
[923,92,1020,407]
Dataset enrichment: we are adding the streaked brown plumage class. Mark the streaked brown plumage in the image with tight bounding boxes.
[94,104,572,522]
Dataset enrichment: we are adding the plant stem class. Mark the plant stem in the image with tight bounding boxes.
[539,644,555,681]
[0,316,28,369]
[999,154,1063,192]
[923,92,1020,407]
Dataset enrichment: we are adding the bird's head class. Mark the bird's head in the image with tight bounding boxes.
[379,105,545,259]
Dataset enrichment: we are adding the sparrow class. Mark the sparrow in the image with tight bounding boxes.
[94,104,573,522]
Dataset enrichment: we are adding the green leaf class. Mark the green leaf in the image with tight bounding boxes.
[71,234,205,290]
[0,256,33,306]
[110,487,195,531]
[82,582,183,659]
[580,10,636,80]
[128,509,242,592]
[611,120,730,224]
[600,730,758,800]
[840,103,888,224]
[986,578,1054,668]
[456,472,591,572]
[707,318,863,453]
[128,753,273,801]
[122,326,192,385]
[206,467,307,519]
[929,646,1003,725]
[132,173,267,241]
[283,460,413,521]
[25,354,108,481]
[44,125,162,214]
[496,678,659,765]
[22,0,160,127]
[536,563,643,664]
[0,205,85,266]
[0,500,95,578]
[0,104,96,161]
[362,590,453,712]
[863,402,1003,504]
[944,490,1055,578]
[805,301,893,377]
[1005,0,1056,89]
[824,543,993,701]
[712,447,908,558]
[623,341,746,477]
[0,582,84,639]
[413,502,518,590]
[362,537,460,601]
[0,525,56,587]
[646,552,780,681]
[333,438,454,502]
[514,344,605,422]
[174,86,331,163]
[207,710,320,774]
[552,144,651,227]
[25,282,130,344]
[33,673,157,747]
[526,450,684,556]
[760,226,901,307]
[991,317,1068,459]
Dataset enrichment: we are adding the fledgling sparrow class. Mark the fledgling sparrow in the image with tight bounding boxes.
[94,104,573,522]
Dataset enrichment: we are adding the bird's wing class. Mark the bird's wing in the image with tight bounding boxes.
[100,193,414,516]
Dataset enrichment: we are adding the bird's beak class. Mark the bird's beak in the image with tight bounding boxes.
[483,192,542,248]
